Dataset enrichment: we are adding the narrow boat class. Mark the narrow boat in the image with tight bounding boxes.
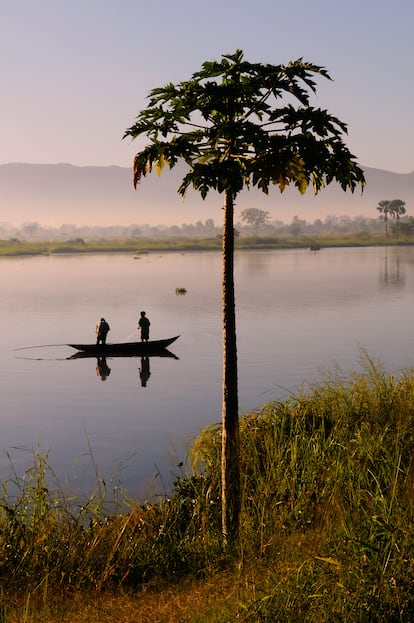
[68,335,179,356]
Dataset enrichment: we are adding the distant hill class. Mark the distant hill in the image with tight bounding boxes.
[1,162,413,226]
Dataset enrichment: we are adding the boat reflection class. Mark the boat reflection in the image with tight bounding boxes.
[67,349,179,386]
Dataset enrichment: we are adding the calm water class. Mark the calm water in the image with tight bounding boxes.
[1,246,414,496]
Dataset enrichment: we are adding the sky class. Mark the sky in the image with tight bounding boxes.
[1,0,413,176]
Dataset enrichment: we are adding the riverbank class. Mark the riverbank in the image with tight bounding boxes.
[1,355,413,621]
[1,233,414,256]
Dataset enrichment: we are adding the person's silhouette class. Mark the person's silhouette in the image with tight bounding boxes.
[138,311,150,342]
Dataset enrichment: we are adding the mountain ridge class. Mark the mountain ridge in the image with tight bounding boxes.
[1,162,413,226]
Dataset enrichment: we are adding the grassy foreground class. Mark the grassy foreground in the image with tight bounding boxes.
[1,355,414,621]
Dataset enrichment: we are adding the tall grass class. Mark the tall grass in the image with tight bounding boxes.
[191,354,414,620]
[0,452,221,595]
[1,355,414,620]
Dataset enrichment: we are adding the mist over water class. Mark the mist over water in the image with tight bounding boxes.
[1,247,414,497]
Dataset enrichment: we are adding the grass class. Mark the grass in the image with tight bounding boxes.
[1,232,414,256]
[1,353,414,621]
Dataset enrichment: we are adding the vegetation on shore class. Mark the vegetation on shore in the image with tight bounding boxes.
[1,354,414,621]
[1,232,414,257]
[123,48,366,546]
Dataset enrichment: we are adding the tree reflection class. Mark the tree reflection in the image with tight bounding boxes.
[380,247,406,288]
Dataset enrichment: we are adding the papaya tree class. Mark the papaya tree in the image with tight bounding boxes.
[123,49,365,547]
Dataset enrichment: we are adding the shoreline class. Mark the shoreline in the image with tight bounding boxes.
[1,235,414,257]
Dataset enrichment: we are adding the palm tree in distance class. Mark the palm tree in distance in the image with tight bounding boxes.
[389,199,406,237]
[124,49,365,547]
[377,200,391,237]
[377,199,406,237]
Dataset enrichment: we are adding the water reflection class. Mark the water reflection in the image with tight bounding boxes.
[237,250,273,275]
[380,247,406,288]
[67,349,178,386]
[96,357,111,381]
[139,356,151,387]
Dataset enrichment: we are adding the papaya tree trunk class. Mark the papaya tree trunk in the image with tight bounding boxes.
[221,189,241,546]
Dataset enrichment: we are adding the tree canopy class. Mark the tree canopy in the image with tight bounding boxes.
[377,199,407,236]
[240,208,270,229]
[124,49,365,202]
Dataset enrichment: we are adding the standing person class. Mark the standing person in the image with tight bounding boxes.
[138,311,150,342]
[96,318,110,345]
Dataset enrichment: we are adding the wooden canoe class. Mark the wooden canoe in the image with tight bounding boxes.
[68,335,179,356]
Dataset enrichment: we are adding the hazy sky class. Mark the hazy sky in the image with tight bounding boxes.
[1,0,413,174]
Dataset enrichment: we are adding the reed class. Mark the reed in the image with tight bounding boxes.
[1,354,414,620]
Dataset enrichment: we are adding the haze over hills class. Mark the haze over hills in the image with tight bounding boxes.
[1,163,413,227]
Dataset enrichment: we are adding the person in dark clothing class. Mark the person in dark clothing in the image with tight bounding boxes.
[96,318,110,344]
[138,311,150,342]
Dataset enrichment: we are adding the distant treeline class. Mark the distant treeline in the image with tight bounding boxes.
[1,214,414,242]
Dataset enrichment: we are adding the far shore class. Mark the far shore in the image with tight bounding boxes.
[1,234,414,257]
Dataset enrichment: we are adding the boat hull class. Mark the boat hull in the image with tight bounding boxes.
[68,335,179,356]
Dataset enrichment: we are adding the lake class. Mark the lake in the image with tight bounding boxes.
[1,246,414,498]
